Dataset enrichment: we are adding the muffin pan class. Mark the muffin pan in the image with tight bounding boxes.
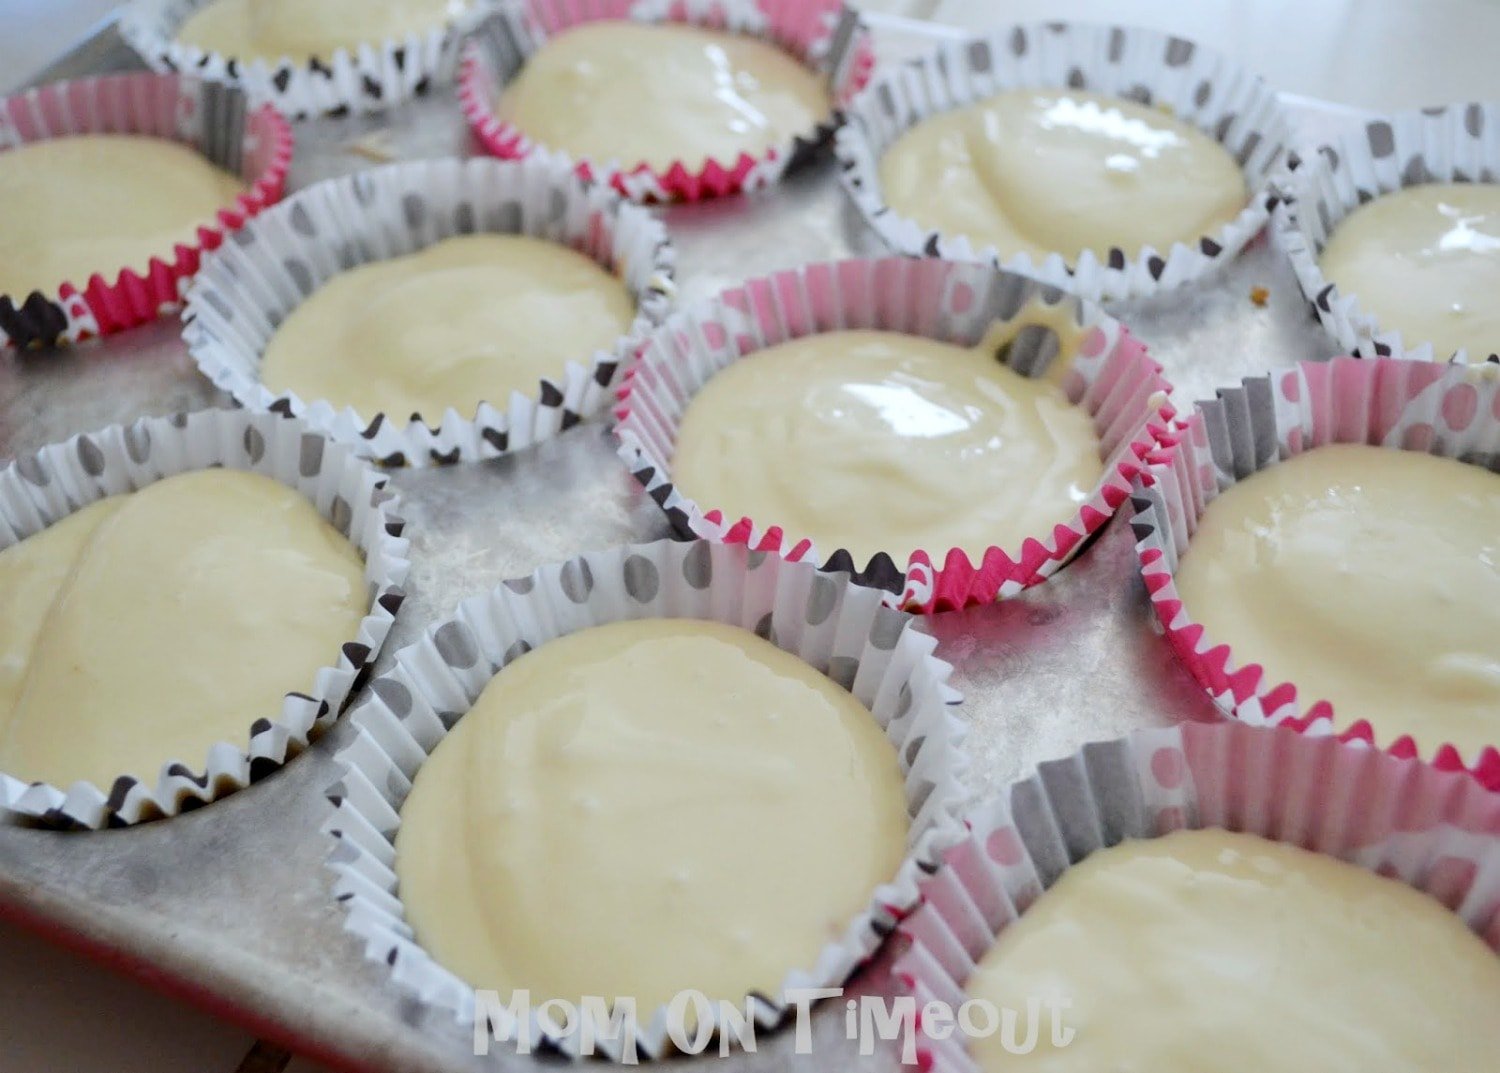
[0,12,1477,1073]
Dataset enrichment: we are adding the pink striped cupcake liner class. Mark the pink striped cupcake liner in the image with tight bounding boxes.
[615,257,1175,614]
[0,71,292,350]
[457,0,874,202]
[893,721,1500,1072]
[1131,356,1500,789]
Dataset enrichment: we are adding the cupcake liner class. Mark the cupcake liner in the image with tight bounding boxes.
[120,0,487,119]
[0,409,410,830]
[322,538,968,1060]
[614,257,1176,614]
[834,22,1291,302]
[1130,356,1500,789]
[892,721,1500,1073]
[457,0,875,202]
[1276,102,1500,364]
[0,71,292,350]
[182,154,676,468]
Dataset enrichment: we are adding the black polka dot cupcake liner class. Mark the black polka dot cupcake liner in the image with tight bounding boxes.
[183,154,675,468]
[0,409,410,829]
[120,0,488,119]
[457,0,874,202]
[892,722,1500,1072]
[614,257,1175,614]
[322,538,968,1060]
[1130,357,1500,791]
[1276,103,1500,364]
[0,71,292,350]
[834,22,1292,302]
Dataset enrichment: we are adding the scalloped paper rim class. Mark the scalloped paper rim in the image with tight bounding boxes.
[119,0,487,119]
[1130,356,1500,790]
[614,257,1176,614]
[457,0,874,202]
[0,71,292,349]
[892,722,1500,1073]
[1276,101,1500,365]
[323,538,968,1060]
[183,153,676,467]
[834,21,1292,302]
[0,410,410,828]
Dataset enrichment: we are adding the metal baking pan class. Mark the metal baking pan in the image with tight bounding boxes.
[0,13,1364,1072]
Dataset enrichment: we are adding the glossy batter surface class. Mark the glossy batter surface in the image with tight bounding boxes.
[879,89,1246,261]
[1320,182,1500,360]
[1174,445,1500,756]
[967,829,1500,1072]
[671,326,1103,565]
[396,619,908,1011]
[176,0,464,63]
[0,470,367,788]
[495,22,830,170]
[259,234,635,420]
[0,135,244,296]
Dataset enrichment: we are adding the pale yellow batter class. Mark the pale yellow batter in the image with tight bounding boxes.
[0,469,367,789]
[1174,445,1500,757]
[495,22,830,171]
[966,828,1500,1072]
[879,89,1246,262]
[670,326,1103,566]
[259,234,636,421]
[395,618,908,1011]
[0,135,244,297]
[175,0,466,64]
[1320,182,1500,360]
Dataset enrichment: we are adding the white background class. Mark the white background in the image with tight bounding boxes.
[3,0,1500,1069]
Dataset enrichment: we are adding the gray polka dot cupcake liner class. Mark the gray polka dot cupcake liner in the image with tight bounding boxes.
[322,538,968,1060]
[1275,102,1500,364]
[1130,357,1500,790]
[183,154,675,467]
[834,22,1292,302]
[892,722,1500,1072]
[457,0,874,202]
[120,0,489,119]
[614,257,1175,614]
[0,409,410,829]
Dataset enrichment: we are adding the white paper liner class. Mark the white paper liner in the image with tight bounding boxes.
[1130,356,1500,789]
[834,22,1292,302]
[1276,102,1500,364]
[322,538,968,1060]
[614,257,1175,613]
[0,410,410,829]
[892,722,1500,1073]
[457,0,874,202]
[120,0,490,119]
[183,154,675,467]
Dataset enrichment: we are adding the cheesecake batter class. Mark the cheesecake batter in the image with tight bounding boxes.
[0,134,244,297]
[1173,445,1500,756]
[965,828,1500,1072]
[1319,182,1500,360]
[495,21,830,171]
[670,325,1103,566]
[259,234,636,421]
[879,89,1246,262]
[176,0,466,64]
[395,618,909,1011]
[0,469,367,789]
